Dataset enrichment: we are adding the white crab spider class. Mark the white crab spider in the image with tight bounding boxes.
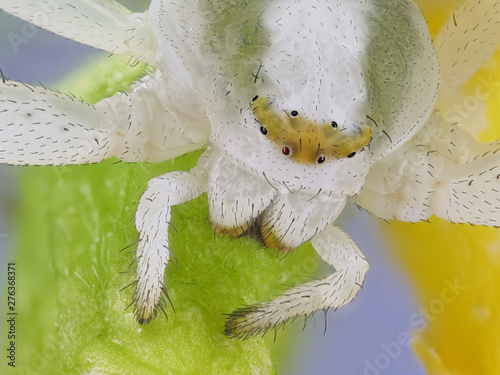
[1,0,500,338]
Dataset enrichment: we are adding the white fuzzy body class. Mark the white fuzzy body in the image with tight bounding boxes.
[1,0,500,336]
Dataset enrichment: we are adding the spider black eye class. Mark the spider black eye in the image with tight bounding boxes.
[260,126,268,135]
[252,95,259,102]
[317,155,326,164]
[347,152,356,158]
[282,146,291,156]
[331,121,338,128]
[290,110,299,118]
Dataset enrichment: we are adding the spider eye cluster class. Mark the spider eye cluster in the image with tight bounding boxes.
[251,95,371,164]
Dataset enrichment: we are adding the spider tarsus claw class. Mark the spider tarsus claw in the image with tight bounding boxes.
[223,305,274,339]
[136,316,151,325]
[223,311,249,338]
[134,310,153,325]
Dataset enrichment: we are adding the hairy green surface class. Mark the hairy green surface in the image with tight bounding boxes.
[2,54,322,374]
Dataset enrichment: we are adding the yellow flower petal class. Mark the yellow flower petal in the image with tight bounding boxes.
[387,2,500,374]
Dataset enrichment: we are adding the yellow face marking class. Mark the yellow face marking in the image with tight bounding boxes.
[251,96,371,164]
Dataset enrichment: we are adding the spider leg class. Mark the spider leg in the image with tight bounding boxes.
[435,0,500,95]
[134,170,205,324]
[0,70,210,165]
[0,81,118,165]
[224,225,368,338]
[430,125,500,226]
[355,112,500,226]
[1,0,157,65]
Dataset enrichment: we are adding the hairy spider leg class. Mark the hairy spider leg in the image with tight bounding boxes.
[134,170,205,324]
[1,0,157,65]
[224,225,369,338]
